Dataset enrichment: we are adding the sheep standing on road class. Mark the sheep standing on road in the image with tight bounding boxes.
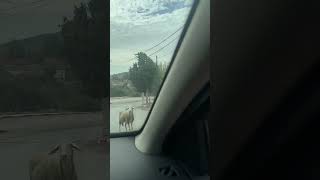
[126,107,135,131]
[119,109,129,132]
[119,107,135,131]
[29,143,80,180]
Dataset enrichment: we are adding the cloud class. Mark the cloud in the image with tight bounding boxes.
[110,0,193,74]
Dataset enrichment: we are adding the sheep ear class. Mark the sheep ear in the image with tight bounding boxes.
[71,143,80,151]
[48,145,60,154]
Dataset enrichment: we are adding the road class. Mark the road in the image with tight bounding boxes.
[110,97,153,134]
[0,97,154,179]
[0,112,108,180]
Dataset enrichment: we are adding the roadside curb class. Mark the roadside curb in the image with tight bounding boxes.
[0,112,99,119]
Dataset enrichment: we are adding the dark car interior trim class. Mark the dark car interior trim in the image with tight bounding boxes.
[162,83,210,176]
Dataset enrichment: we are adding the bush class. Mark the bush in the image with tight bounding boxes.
[110,85,140,97]
[0,76,100,113]
[39,84,100,112]
[0,80,48,112]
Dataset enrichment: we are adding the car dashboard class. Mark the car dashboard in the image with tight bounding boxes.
[110,137,208,180]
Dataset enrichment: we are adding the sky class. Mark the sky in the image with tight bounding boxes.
[110,0,194,74]
[0,0,194,75]
[0,0,89,44]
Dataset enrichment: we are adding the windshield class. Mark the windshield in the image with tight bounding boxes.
[110,0,195,134]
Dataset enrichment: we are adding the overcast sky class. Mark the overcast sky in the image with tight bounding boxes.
[0,0,194,75]
[110,0,193,74]
[0,0,88,44]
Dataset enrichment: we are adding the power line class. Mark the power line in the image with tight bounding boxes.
[113,34,178,64]
[144,25,183,53]
[149,37,177,59]
[111,25,184,65]
[111,35,179,65]
[148,34,179,57]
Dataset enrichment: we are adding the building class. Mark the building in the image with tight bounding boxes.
[1,57,82,88]
[41,57,67,81]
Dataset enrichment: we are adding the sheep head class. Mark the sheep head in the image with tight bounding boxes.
[48,143,80,158]
[48,143,80,178]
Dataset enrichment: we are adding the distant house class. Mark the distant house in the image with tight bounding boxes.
[54,69,66,81]
[41,57,70,82]
[42,57,82,88]
[2,57,82,88]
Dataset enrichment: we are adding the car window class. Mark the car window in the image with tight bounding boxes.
[110,0,195,134]
[0,0,108,179]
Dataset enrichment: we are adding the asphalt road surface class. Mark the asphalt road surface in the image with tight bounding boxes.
[0,112,109,180]
[110,97,153,134]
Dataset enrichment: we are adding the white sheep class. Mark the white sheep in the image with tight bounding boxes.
[126,107,135,130]
[119,107,135,131]
[29,143,80,180]
[119,110,130,131]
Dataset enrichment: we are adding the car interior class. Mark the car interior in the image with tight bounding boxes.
[213,0,320,179]
[110,0,210,180]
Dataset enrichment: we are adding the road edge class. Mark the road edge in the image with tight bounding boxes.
[0,111,99,120]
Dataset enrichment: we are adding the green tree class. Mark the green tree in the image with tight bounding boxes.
[149,60,168,96]
[129,52,158,104]
[86,0,108,98]
[59,0,108,99]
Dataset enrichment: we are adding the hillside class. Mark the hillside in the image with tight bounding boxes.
[110,72,139,97]
[0,32,63,65]
[111,72,128,80]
